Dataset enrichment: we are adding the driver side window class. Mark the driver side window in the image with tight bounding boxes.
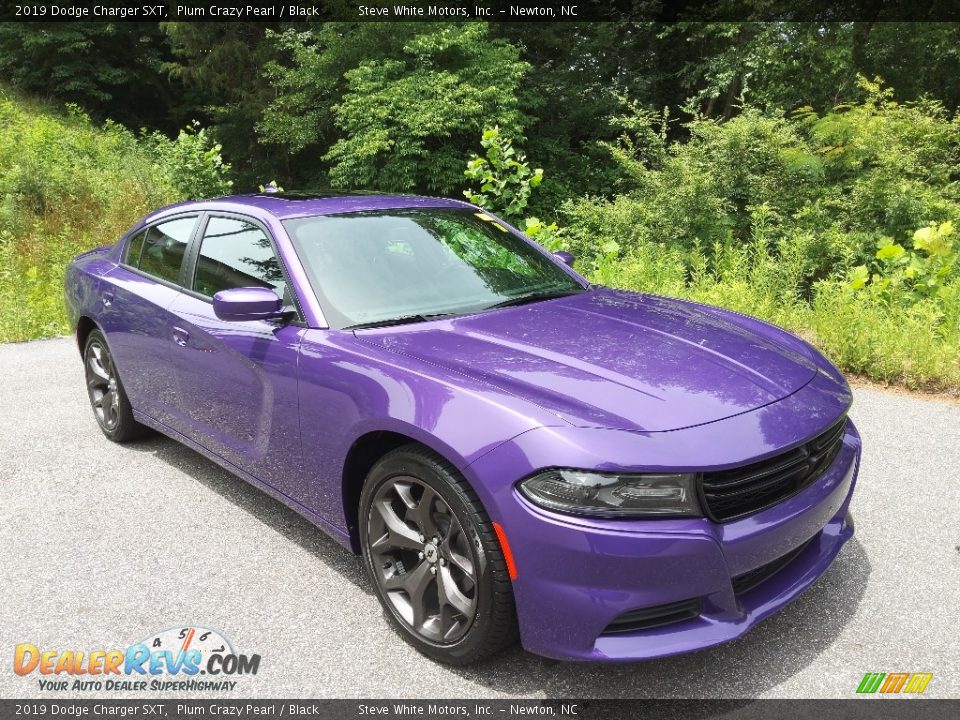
[192,216,289,303]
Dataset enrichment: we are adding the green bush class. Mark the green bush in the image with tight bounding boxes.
[142,121,233,200]
[0,89,230,342]
[564,79,960,391]
[464,126,543,221]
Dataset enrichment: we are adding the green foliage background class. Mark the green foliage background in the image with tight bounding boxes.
[0,21,958,391]
[0,90,229,341]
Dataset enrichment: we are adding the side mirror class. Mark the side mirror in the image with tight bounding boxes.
[553,251,575,267]
[212,287,285,322]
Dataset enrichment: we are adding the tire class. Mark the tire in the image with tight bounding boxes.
[83,330,149,443]
[359,444,518,664]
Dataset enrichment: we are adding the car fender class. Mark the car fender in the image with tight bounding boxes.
[297,328,567,539]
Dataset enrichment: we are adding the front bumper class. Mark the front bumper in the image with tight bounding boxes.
[475,420,861,662]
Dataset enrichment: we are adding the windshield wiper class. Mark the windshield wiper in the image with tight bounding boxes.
[346,312,455,330]
[482,288,583,312]
[347,289,583,329]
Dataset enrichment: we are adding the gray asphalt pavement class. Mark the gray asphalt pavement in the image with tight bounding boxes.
[1,337,958,699]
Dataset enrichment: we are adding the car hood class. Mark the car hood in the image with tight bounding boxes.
[356,289,820,432]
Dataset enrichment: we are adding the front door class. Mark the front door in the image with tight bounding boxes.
[165,214,304,497]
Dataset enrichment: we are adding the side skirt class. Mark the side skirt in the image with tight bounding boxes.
[132,409,356,553]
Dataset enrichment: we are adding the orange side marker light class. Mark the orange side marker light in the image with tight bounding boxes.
[492,521,518,581]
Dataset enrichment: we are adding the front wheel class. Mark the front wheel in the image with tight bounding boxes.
[359,445,517,664]
[83,330,148,443]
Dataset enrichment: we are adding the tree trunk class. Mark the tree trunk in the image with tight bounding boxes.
[721,75,743,120]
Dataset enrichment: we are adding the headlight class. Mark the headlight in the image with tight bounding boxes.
[518,469,702,518]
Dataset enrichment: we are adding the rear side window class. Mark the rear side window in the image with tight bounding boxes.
[192,216,287,299]
[123,230,147,266]
[136,217,196,284]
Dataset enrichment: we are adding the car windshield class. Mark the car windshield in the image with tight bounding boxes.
[284,209,585,329]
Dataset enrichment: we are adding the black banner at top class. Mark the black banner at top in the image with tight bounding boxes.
[2,0,960,23]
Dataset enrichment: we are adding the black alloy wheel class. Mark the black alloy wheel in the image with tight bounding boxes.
[368,474,479,643]
[359,445,517,664]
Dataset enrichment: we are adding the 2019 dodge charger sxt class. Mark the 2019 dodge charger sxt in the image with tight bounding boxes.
[65,192,860,664]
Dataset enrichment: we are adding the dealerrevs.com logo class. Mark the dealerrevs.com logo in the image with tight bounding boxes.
[13,626,260,693]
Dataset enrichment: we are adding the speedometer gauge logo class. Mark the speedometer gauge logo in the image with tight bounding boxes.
[140,626,234,666]
[137,625,258,677]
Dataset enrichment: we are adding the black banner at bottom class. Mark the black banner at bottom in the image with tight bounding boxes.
[1,700,959,720]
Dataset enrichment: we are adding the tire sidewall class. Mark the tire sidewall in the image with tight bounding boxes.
[359,451,499,664]
[83,330,129,441]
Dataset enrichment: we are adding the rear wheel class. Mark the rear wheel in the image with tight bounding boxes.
[359,445,517,664]
[83,330,148,442]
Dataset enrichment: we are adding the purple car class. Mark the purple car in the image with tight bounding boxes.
[65,192,860,664]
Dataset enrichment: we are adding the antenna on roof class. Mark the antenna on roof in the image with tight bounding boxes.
[259,180,284,194]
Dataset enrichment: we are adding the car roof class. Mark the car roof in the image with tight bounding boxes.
[140,191,476,226]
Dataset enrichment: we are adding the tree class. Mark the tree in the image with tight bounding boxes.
[261,23,529,194]
[0,22,175,130]
[668,22,960,118]
[161,22,290,188]
[258,23,418,159]
[493,22,689,214]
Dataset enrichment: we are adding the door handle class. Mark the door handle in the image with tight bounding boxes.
[172,327,189,347]
[100,291,114,307]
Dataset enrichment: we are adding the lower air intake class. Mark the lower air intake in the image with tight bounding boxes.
[601,597,702,635]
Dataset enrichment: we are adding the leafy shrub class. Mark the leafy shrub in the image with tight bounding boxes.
[464,126,543,221]
[792,77,960,254]
[848,221,958,304]
[463,127,564,251]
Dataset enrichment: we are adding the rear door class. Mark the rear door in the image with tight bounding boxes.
[103,215,198,425]
[165,213,305,497]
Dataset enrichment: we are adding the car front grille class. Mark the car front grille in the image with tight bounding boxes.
[731,537,814,596]
[700,416,848,522]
